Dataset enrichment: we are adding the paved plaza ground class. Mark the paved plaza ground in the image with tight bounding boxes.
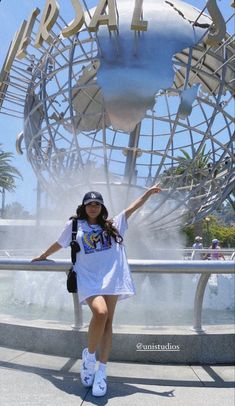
[0,346,234,406]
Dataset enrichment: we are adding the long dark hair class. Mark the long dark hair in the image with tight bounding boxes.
[70,204,123,244]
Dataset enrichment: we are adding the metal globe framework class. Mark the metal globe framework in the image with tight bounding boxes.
[0,0,234,228]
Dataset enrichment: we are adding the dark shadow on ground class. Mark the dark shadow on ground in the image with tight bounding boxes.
[0,359,234,405]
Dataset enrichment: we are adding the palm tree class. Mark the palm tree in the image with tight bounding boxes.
[161,146,211,239]
[0,144,22,191]
[0,144,22,217]
[178,145,210,176]
[161,145,211,189]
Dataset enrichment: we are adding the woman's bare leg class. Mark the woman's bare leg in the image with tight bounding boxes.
[99,295,119,363]
[86,295,108,353]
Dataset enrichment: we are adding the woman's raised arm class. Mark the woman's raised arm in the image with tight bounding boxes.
[124,184,161,220]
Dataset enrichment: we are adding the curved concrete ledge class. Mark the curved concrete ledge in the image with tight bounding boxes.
[0,317,234,365]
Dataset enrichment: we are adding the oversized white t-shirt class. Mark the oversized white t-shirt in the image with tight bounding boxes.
[57,212,136,304]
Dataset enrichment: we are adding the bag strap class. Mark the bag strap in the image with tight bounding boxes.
[72,218,78,241]
[70,218,80,265]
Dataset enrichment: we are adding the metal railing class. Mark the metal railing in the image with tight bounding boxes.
[0,258,234,333]
[0,248,234,260]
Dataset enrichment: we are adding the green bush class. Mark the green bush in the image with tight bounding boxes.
[183,216,235,247]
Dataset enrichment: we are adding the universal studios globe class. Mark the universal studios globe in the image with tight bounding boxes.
[1,0,235,228]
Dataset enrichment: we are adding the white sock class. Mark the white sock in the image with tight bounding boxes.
[98,362,107,375]
[87,350,96,362]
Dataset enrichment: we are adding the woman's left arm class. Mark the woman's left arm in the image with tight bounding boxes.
[124,184,162,220]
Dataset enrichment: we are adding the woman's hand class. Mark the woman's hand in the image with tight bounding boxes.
[31,254,47,262]
[146,183,162,196]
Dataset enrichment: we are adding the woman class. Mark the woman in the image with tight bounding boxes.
[206,239,225,260]
[206,239,225,294]
[32,184,161,397]
[191,236,203,260]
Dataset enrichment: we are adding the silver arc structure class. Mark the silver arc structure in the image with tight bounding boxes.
[0,0,234,228]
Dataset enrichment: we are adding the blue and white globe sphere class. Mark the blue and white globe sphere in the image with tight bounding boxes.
[20,0,234,228]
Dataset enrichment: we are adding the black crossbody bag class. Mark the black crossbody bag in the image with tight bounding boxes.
[67,218,81,293]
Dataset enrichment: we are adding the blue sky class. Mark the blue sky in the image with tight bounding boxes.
[0,0,233,213]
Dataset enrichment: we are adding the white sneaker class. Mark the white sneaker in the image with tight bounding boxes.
[92,370,107,397]
[80,348,96,387]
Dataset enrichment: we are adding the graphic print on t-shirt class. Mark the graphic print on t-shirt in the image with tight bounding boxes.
[82,230,112,254]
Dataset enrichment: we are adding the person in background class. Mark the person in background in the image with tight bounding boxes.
[206,239,225,295]
[206,239,225,260]
[191,236,203,260]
